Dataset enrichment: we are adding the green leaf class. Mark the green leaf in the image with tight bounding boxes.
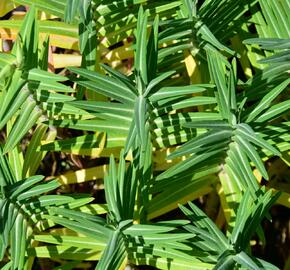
[14,0,66,19]
[168,129,232,159]
[153,112,222,129]
[13,4,38,69]
[39,133,104,152]
[36,90,75,103]
[124,224,175,236]
[104,155,121,221]
[255,99,290,123]
[34,195,79,208]
[22,124,48,177]
[255,258,280,270]
[10,213,26,270]
[0,85,29,130]
[100,64,136,94]
[69,67,136,104]
[144,71,176,97]
[234,251,260,270]
[231,189,279,250]
[38,35,49,70]
[47,119,129,134]
[244,38,290,49]
[158,96,216,113]
[183,120,231,129]
[79,0,97,99]
[207,48,231,119]
[3,99,42,154]
[230,191,252,245]
[259,50,290,64]
[181,201,228,250]
[236,124,281,156]
[149,167,219,219]
[117,150,126,213]
[130,254,213,270]
[34,234,106,249]
[27,246,102,261]
[229,142,260,197]
[17,179,60,201]
[135,7,148,86]
[49,207,105,225]
[1,262,12,270]
[70,100,133,116]
[149,85,211,102]
[28,68,67,82]
[132,233,193,245]
[213,251,235,270]
[197,23,235,55]
[147,15,159,82]
[158,149,222,180]
[0,70,26,125]
[246,78,290,122]
[134,95,147,145]
[95,230,126,270]
[47,214,110,243]
[64,0,80,23]
[235,135,268,180]
[9,175,44,199]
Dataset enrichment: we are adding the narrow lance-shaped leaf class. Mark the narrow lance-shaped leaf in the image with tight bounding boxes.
[22,124,47,178]
[135,7,148,88]
[207,48,231,119]
[134,95,147,146]
[146,15,159,82]
[10,175,44,199]
[17,179,60,201]
[246,78,290,122]
[235,135,268,180]
[144,71,176,98]
[11,214,27,270]
[95,230,126,270]
[64,0,80,23]
[4,99,42,154]
[0,69,26,122]
[168,129,232,159]
[68,67,136,104]
[236,123,281,156]
[104,155,121,222]
[255,99,290,123]
[233,251,260,270]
